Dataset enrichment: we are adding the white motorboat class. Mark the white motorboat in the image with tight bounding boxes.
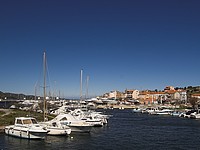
[81,116,104,127]
[179,110,196,118]
[40,121,71,136]
[71,109,105,127]
[5,117,48,139]
[142,107,159,114]
[170,111,181,117]
[190,110,200,119]
[90,112,110,125]
[132,108,142,113]
[155,109,173,115]
[50,113,93,133]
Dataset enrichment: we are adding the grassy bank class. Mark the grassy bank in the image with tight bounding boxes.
[0,109,55,126]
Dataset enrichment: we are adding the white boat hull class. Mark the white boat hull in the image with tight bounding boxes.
[84,120,103,127]
[156,112,170,115]
[47,127,71,135]
[132,109,142,113]
[69,125,92,133]
[190,114,200,119]
[5,125,47,139]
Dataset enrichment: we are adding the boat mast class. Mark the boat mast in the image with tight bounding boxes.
[43,51,47,121]
[34,81,37,101]
[80,69,83,101]
[86,75,89,99]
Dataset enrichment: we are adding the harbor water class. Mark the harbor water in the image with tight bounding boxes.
[1,109,200,150]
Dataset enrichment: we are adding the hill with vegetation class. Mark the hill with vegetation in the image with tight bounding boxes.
[0,91,35,100]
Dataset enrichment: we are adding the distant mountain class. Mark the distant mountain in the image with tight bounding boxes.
[0,91,34,100]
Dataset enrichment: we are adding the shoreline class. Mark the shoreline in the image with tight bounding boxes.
[0,126,5,133]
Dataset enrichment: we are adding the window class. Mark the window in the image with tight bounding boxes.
[16,119,22,124]
[31,119,38,124]
[23,119,32,124]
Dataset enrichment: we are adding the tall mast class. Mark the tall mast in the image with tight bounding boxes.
[80,69,83,101]
[43,51,46,121]
[34,81,37,101]
[86,75,89,99]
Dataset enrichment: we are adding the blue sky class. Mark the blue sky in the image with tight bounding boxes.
[0,0,200,98]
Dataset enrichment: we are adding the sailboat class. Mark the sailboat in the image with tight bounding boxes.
[40,51,71,136]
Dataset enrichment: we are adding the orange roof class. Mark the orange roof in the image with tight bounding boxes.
[192,93,200,96]
[165,90,177,94]
[139,91,165,95]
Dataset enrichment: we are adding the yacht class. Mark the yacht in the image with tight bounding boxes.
[132,108,142,113]
[155,109,173,115]
[170,111,181,116]
[71,109,105,127]
[190,110,200,119]
[40,121,71,136]
[142,107,159,114]
[5,117,48,139]
[50,113,93,133]
[179,110,196,118]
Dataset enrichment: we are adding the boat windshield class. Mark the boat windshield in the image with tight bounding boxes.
[16,119,23,124]
[60,117,68,121]
[22,119,38,124]
[31,119,38,124]
[23,119,32,124]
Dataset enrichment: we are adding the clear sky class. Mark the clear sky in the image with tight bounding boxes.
[0,0,200,99]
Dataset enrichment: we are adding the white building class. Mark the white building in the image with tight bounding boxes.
[124,89,139,99]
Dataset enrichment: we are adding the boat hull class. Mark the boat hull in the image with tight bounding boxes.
[190,114,200,119]
[132,109,142,113]
[5,125,47,139]
[47,127,71,135]
[85,121,103,127]
[69,125,92,133]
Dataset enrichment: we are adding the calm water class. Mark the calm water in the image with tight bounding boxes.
[1,109,200,150]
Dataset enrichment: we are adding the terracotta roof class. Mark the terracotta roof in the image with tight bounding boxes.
[139,91,165,95]
[165,90,177,94]
[192,93,200,96]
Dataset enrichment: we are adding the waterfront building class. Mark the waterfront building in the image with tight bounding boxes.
[101,86,188,105]
[164,90,187,103]
[124,89,139,99]
[166,90,179,99]
[178,90,187,102]
[108,90,123,99]
[138,91,166,104]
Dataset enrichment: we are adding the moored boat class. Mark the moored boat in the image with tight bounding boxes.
[142,107,159,114]
[155,109,173,115]
[50,113,93,133]
[40,121,71,136]
[190,110,200,119]
[132,108,142,113]
[170,111,181,116]
[5,117,48,139]
[70,109,107,127]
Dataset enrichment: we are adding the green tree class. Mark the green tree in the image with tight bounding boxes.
[189,97,198,109]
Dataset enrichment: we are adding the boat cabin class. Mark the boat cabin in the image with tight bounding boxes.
[15,117,38,125]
